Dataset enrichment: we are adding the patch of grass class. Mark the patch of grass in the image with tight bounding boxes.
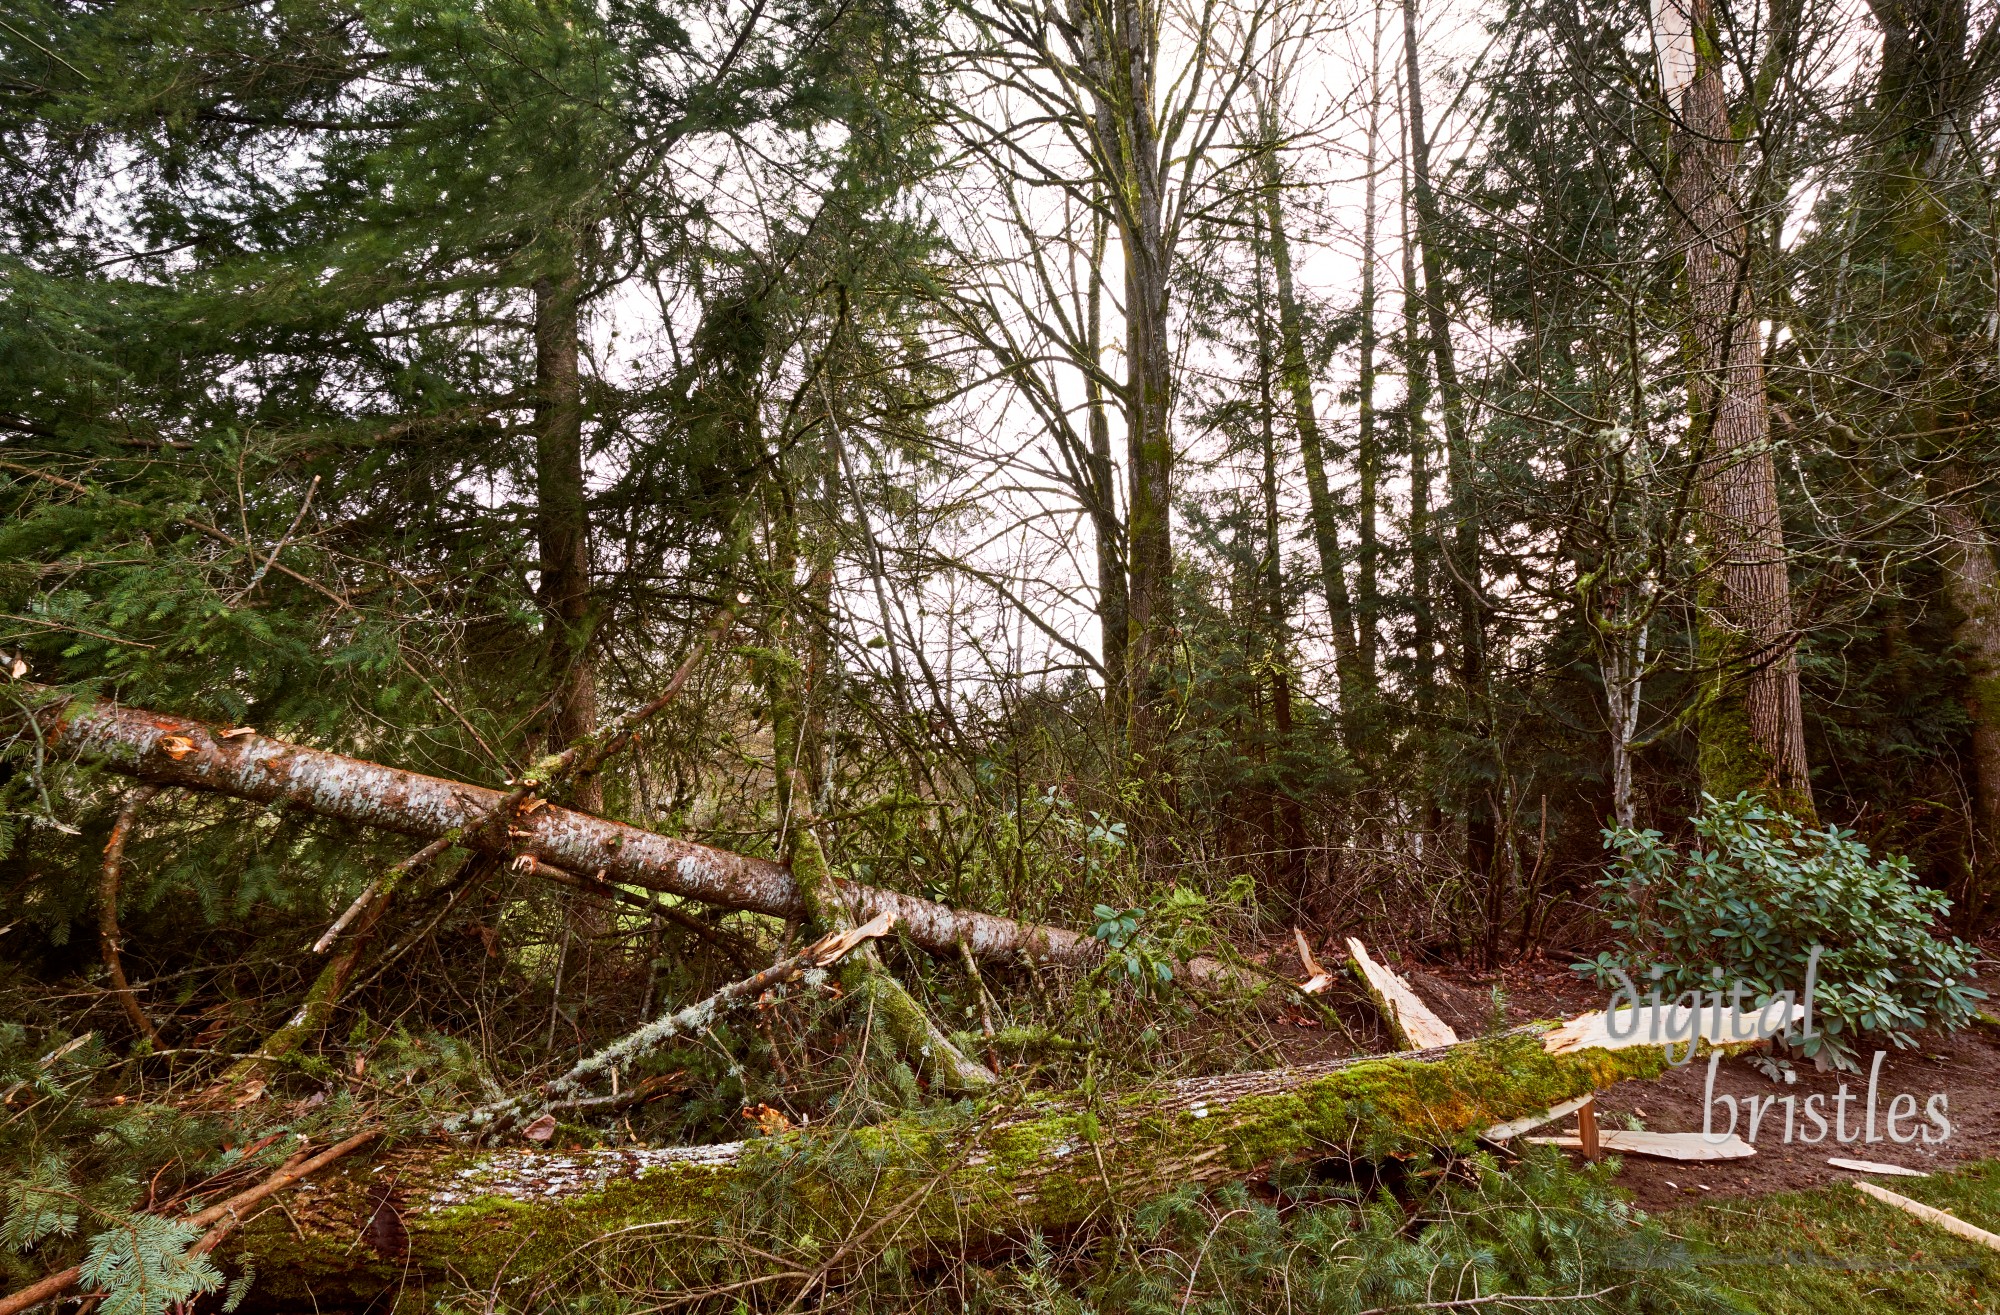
[1663,1160,2000,1312]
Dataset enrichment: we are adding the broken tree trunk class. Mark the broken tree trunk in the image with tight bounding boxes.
[219,1026,1671,1307]
[16,686,1118,972]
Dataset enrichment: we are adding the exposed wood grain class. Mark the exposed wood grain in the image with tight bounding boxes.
[1344,937,1458,1050]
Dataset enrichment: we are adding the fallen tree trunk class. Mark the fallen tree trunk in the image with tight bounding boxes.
[19,686,1105,969]
[221,1027,1669,1308]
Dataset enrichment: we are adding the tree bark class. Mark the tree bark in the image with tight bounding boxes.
[1253,223,1308,896]
[535,256,599,814]
[1665,0,1813,817]
[216,1028,1668,1308]
[1357,5,1387,698]
[1402,141,1437,720]
[1856,0,1999,890]
[22,687,1123,972]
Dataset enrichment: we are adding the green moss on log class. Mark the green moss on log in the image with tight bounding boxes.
[225,1030,1665,1308]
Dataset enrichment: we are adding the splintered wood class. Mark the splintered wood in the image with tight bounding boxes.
[1293,928,1333,994]
[1344,937,1459,1051]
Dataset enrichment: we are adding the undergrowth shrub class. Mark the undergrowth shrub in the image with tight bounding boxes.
[1576,794,1984,1070]
[0,1024,360,1314]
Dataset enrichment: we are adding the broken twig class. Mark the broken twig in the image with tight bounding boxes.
[99,785,163,1045]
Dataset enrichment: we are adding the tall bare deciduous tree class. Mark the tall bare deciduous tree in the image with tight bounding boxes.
[958,0,1269,817]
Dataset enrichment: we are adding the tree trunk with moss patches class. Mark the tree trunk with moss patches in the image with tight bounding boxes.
[1075,0,1174,810]
[1858,0,1999,889]
[217,1030,1669,1308]
[1666,0,1813,817]
[535,253,599,815]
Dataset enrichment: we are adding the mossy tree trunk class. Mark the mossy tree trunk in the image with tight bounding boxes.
[1855,0,2000,896]
[1666,0,1814,819]
[220,1030,1668,1309]
[1070,0,1175,817]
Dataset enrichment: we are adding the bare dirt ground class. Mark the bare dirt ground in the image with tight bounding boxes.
[1251,936,2000,1212]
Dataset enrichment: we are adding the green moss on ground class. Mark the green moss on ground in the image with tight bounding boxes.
[1664,1160,2000,1312]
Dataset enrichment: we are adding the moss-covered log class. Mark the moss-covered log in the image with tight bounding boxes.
[222,1029,1667,1310]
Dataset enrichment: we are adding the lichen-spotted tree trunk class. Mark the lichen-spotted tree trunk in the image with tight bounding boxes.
[21,686,1133,972]
[1663,0,1814,818]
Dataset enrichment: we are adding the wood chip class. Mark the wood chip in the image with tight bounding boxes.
[1853,1179,2000,1252]
[1344,937,1458,1050]
[1828,1157,1931,1178]
[1527,1130,1755,1161]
